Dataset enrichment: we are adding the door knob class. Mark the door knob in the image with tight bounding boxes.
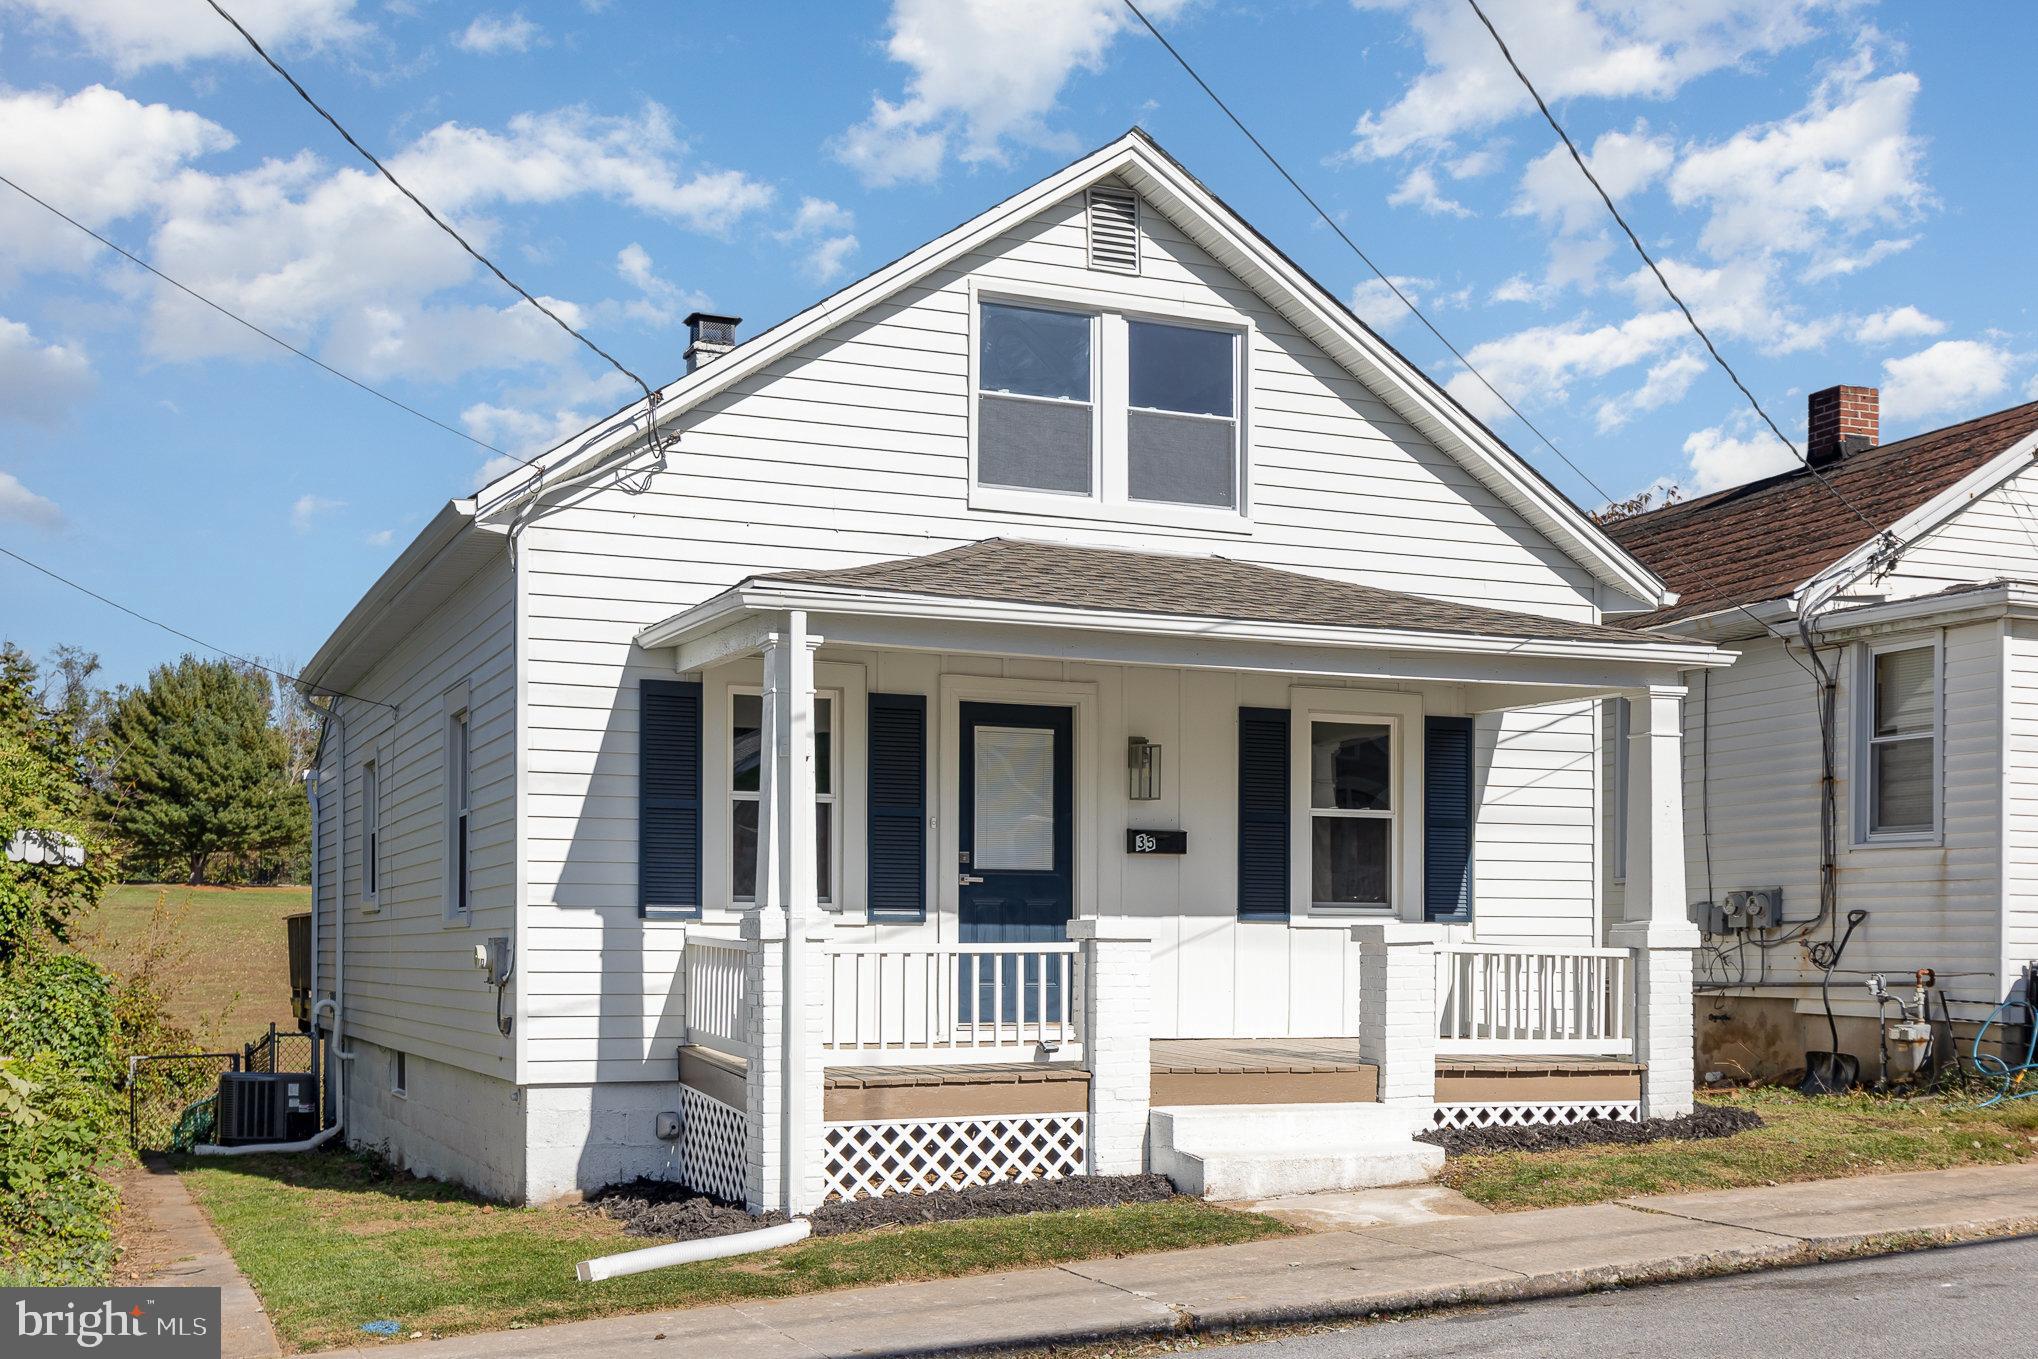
[959,874,985,886]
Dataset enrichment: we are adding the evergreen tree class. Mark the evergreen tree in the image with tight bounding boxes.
[105,657,307,885]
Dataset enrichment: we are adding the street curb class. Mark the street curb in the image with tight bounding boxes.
[983,1216,2038,1359]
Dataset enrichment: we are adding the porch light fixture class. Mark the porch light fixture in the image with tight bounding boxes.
[1127,737,1162,801]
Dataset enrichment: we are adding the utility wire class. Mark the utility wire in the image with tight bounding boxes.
[0,171,513,461]
[204,0,658,411]
[0,545,391,709]
[1466,0,1888,539]
[1120,0,1616,506]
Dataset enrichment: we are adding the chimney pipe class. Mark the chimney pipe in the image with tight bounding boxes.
[1807,384,1878,466]
[684,312,740,373]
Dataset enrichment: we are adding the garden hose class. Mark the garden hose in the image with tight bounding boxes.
[1970,993,2038,1108]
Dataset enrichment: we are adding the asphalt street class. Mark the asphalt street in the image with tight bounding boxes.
[1219,1237,2036,1358]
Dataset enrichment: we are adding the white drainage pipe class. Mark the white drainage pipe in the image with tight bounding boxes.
[193,1124,343,1157]
[576,1218,811,1283]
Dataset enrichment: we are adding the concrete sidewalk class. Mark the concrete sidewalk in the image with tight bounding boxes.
[335,1163,2038,1358]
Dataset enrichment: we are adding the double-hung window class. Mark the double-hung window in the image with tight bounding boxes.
[1127,320,1237,508]
[975,298,1243,516]
[730,692,836,904]
[1309,720,1393,908]
[449,708,470,919]
[1860,641,1938,840]
[977,303,1094,496]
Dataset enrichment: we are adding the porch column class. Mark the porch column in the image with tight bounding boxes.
[1352,922,1441,1107]
[743,616,826,1215]
[1069,920,1150,1176]
[1607,684,1698,1119]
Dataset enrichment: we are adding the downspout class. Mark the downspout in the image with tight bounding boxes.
[199,700,349,1155]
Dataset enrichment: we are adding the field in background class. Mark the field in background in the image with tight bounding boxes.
[77,883,308,1047]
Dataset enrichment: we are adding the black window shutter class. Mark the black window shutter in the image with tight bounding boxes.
[867,693,928,921]
[639,679,702,919]
[1237,706,1290,920]
[1424,716,1474,922]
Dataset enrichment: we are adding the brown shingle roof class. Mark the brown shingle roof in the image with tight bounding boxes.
[754,538,1683,649]
[1606,401,2038,628]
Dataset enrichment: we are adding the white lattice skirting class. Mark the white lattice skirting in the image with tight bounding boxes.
[1431,1100,1642,1130]
[677,1084,749,1203]
[822,1112,1088,1201]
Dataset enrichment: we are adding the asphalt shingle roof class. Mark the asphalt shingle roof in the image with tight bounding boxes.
[1607,401,2038,628]
[753,538,1683,649]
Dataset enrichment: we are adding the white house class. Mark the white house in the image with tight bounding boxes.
[1606,388,2038,1083]
[297,130,1722,1213]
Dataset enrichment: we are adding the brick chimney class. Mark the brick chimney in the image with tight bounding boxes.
[684,312,740,373]
[1807,384,1878,466]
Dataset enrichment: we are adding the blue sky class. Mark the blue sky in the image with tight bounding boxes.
[3,0,2035,687]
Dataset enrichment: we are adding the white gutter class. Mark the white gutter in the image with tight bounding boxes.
[576,1219,812,1283]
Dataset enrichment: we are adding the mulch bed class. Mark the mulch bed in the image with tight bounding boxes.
[588,1173,1182,1242]
[1417,1103,1764,1157]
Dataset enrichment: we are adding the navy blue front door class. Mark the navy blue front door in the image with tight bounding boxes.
[958,702,1072,1023]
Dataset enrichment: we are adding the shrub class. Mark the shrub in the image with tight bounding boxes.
[0,1052,122,1284]
[0,954,118,1083]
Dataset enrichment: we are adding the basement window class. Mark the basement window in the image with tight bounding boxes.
[391,1050,407,1098]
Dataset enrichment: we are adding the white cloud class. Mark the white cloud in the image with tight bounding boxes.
[1387,166,1470,218]
[0,0,367,73]
[800,235,861,285]
[1511,123,1673,236]
[0,86,236,283]
[0,471,63,529]
[777,198,859,284]
[290,493,344,532]
[833,0,1190,186]
[1801,235,1913,282]
[454,11,542,54]
[789,197,855,237]
[1348,275,1431,334]
[609,243,708,327]
[1855,305,1944,346]
[1879,339,2013,425]
[364,528,395,546]
[0,318,96,425]
[1349,0,1826,160]
[1668,44,1928,263]
[1443,308,1688,420]
[1593,350,1704,432]
[1681,418,1800,492]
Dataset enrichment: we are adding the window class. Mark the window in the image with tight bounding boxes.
[449,707,470,918]
[1128,320,1237,508]
[391,1050,407,1098]
[977,303,1093,495]
[1309,720,1393,908]
[730,692,835,904]
[361,759,380,907]
[974,298,1245,517]
[1861,641,1937,839]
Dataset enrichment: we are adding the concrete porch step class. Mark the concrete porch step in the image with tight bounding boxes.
[1150,1102,1444,1201]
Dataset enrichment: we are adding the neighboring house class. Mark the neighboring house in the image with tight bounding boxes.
[1606,388,2038,1082]
[297,129,1723,1213]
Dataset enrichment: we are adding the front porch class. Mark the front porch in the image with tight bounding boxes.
[633,539,1720,1212]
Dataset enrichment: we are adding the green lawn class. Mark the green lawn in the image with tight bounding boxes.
[1443,1087,2038,1210]
[177,1153,1287,1351]
[76,883,308,1045]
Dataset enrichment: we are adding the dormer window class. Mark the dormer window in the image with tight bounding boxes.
[972,293,1248,526]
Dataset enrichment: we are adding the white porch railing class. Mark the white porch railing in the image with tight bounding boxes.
[683,936,754,1061]
[820,943,1084,1067]
[1434,943,1634,1055]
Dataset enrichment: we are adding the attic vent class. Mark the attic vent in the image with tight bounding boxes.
[1086,186,1140,275]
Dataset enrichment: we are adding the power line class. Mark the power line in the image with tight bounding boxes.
[1120,0,1617,506]
[0,171,512,461]
[1465,0,1888,540]
[0,544,391,709]
[203,0,658,412]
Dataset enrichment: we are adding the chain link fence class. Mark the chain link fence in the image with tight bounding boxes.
[128,1022,325,1153]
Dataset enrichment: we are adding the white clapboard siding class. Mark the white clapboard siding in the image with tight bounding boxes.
[1880,462,2038,600]
[311,557,516,1079]
[2004,619,2038,983]
[512,180,1613,1083]
[1675,624,2003,993]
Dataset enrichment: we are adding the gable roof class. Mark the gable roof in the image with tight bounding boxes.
[746,537,1688,650]
[1607,401,2038,630]
[472,128,1668,608]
